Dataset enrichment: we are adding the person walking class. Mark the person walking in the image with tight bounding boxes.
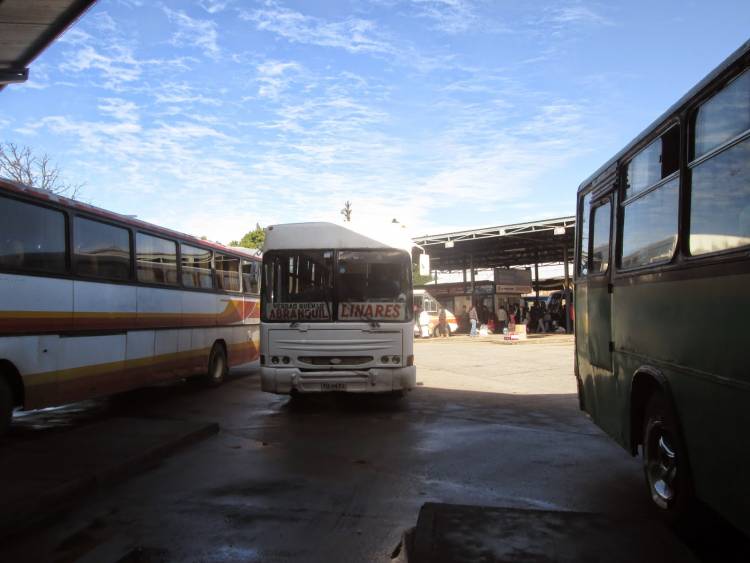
[469,304,478,337]
[438,306,448,337]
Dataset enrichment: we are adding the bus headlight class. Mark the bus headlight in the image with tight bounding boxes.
[392,356,400,364]
[271,356,279,364]
[282,356,290,364]
[381,356,390,364]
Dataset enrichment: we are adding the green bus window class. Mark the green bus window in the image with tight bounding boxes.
[590,202,611,274]
[689,138,750,255]
[694,70,750,160]
[577,192,591,276]
[621,178,679,269]
[624,126,680,198]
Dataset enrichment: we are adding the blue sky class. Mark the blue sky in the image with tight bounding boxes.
[1,0,749,244]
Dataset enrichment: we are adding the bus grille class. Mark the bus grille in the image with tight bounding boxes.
[298,356,373,366]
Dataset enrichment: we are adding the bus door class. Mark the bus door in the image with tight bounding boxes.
[587,195,613,370]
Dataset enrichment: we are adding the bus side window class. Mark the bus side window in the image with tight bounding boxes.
[0,195,66,273]
[688,69,750,256]
[136,233,178,285]
[215,254,241,292]
[242,260,260,294]
[577,192,591,276]
[74,217,131,280]
[620,126,681,269]
[590,201,611,274]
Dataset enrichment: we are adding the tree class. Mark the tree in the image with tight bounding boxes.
[229,223,265,249]
[0,142,82,198]
[340,200,352,222]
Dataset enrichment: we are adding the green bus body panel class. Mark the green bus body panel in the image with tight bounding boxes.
[578,271,750,537]
[587,282,612,369]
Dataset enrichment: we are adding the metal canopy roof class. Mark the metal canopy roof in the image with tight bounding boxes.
[0,0,96,91]
[412,216,576,271]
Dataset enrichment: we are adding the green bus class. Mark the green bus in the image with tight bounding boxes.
[574,39,750,536]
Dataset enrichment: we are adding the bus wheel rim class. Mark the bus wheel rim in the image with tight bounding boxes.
[646,422,677,507]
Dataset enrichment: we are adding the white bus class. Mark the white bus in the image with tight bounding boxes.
[260,222,416,395]
[0,179,261,435]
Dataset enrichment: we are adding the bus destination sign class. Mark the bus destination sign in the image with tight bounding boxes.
[338,302,405,321]
[268,302,331,321]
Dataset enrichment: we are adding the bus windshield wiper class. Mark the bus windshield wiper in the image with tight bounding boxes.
[363,315,380,329]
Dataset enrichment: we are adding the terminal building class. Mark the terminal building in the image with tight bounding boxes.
[412,216,576,331]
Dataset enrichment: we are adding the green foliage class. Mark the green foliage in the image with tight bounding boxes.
[229,223,265,249]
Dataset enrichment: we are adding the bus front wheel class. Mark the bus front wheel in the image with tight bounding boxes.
[205,343,228,387]
[642,393,693,523]
[0,377,12,437]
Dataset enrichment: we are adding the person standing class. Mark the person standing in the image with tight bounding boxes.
[469,304,478,337]
[438,306,448,337]
[497,305,508,333]
[419,307,431,338]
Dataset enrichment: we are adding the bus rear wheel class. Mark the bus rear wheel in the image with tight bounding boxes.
[0,377,13,437]
[642,393,693,523]
[205,343,228,387]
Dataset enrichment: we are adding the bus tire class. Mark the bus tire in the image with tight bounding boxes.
[0,377,12,437]
[205,343,228,387]
[642,392,694,524]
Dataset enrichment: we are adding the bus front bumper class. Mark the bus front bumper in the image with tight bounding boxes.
[261,366,416,394]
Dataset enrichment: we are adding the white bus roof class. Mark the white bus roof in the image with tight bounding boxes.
[263,222,413,253]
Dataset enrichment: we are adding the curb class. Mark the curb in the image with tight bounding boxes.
[0,421,219,540]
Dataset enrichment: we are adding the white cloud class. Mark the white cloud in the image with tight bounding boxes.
[242,5,394,56]
[163,8,221,60]
[409,0,480,34]
[256,60,302,100]
[199,0,232,14]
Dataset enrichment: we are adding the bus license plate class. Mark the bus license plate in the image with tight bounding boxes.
[321,383,346,391]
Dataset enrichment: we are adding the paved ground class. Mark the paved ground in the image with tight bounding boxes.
[0,335,747,562]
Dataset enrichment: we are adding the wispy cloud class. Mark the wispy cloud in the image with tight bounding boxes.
[163,8,221,60]
[242,5,395,56]
[199,0,232,14]
[409,0,481,34]
[256,60,302,100]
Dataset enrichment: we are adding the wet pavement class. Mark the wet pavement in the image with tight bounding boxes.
[0,335,747,562]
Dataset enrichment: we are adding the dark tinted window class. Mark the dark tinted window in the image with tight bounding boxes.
[689,137,750,255]
[621,178,679,269]
[74,217,130,280]
[336,250,412,321]
[0,195,65,272]
[181,244,213,289]
[577,192,591,276]
[694,70,750,159]
[624,126,680,197]
[590,202,611,274]
[136,233,177,285]
[262,251,333,321]
[215,254,240,292]
[242,260,260,294]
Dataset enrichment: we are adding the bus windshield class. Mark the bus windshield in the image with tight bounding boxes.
[262,249,412,322]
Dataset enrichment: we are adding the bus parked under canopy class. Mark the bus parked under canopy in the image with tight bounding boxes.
[260,222,415,396]
[574,40,750,535]
[0,179,261,435]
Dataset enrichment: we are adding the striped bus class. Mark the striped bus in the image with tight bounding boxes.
[0,178,261,435]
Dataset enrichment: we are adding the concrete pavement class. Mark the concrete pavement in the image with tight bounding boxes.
[0,336,746,562]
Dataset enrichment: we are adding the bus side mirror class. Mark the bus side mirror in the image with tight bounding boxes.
[419,254,430,276]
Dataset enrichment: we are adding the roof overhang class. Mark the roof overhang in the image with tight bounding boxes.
[412,216,576,270]
[0,0,96,91]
